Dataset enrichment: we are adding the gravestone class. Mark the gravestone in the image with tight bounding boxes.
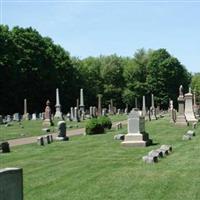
[6,115,12,122]
[54,88,63,119]
[150,94,157,120]
[122,109,152,147]
[70,107,74,120]
[184,88,197,122]
[13,113,20,122]
[56,121,69,141]
[142,96,146,116]
[97,94,102,116]
[79,88,85,112]
[42,100,53,126]
[0,168,23,200]
[22,99,29,120]
[176,85,188,126]
[32,113,37,120]
[109,99,114,115]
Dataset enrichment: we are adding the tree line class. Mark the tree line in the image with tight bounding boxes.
[0,25,192,114]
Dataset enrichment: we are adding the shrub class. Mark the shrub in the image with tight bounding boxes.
[85,118,104,135]
[98,116,112,129]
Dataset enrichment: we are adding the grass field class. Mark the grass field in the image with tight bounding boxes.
[0,114,127,141]
[1,117,200,200]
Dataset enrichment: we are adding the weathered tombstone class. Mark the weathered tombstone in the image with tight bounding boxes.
[13,113,20,122]
[171,109,176,123]
[142,96,146,116]
[74,107,80,122]
[176,85,188,126]
[79,88,85,112]
[109,99,114,115]
[102,108,106,116]
[92,106,97,117]
[42,100,53,126]
[56,121,69,141]
[22,98,29,120]
[6,115,12,122]
[117,109,121,115]
[184,88,197,123]
[0,141,10,153]
[32,113,37,120]
[150,94,157,120]
[54,88,63,119]
[122,109,152,147]
[70,107,74,120]
[0,115,3,124]
[0,168,23,200]
[97,94,102,116]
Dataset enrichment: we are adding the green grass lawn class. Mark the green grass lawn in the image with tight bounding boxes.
[1,117,200,200]
[0,114,127,141]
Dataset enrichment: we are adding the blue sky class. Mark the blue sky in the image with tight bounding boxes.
[1,0,200,73]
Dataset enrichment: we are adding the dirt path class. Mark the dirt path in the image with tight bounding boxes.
[8,120,127,147]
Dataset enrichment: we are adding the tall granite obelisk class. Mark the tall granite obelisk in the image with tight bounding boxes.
[54,88,63,119]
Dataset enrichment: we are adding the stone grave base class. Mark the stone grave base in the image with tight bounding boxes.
[121,133,150,147]
[185,113,198,123]
[175,115,188,126]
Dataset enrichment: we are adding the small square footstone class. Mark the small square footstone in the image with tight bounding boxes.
[187,130,195,137]
[114,134,124,140]
[142,155,158,163]
[182,134,192,140]
[148,150,163,158]
[160,145,172,152]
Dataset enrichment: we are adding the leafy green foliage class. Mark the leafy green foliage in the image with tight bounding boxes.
[0,25,192,113]
[85,118,105,135]
[98,116,112,129]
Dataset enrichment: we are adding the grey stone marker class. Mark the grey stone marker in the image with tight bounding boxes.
[97,94,102,116]
[42,100,53,126]
[184,88,197,123]
[0,168,23,200]
[32,113,37,120]
[122,109,152,147]
[89,106,93,117]
[150,94,157,120]
[22,99,29,120]
[70,107,74,120]
[54,88,63,119]
[56,121,69,141]
[176,85,188,126]
[13,113,20,122]
[79,88,85,112]
[142,96,146,116]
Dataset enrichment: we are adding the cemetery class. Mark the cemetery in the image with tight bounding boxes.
[1,3,200,200]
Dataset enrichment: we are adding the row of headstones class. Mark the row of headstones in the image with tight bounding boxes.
[142,145,172,163]
[37,134,53,146]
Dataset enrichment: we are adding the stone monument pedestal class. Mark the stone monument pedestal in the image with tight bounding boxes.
[121,109,152,147]
[122,133,149,147]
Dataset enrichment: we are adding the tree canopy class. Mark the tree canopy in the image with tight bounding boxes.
[0,25,192,114]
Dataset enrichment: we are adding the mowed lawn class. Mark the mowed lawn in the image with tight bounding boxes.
[1,117,200,200]
[0,114,127,141]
